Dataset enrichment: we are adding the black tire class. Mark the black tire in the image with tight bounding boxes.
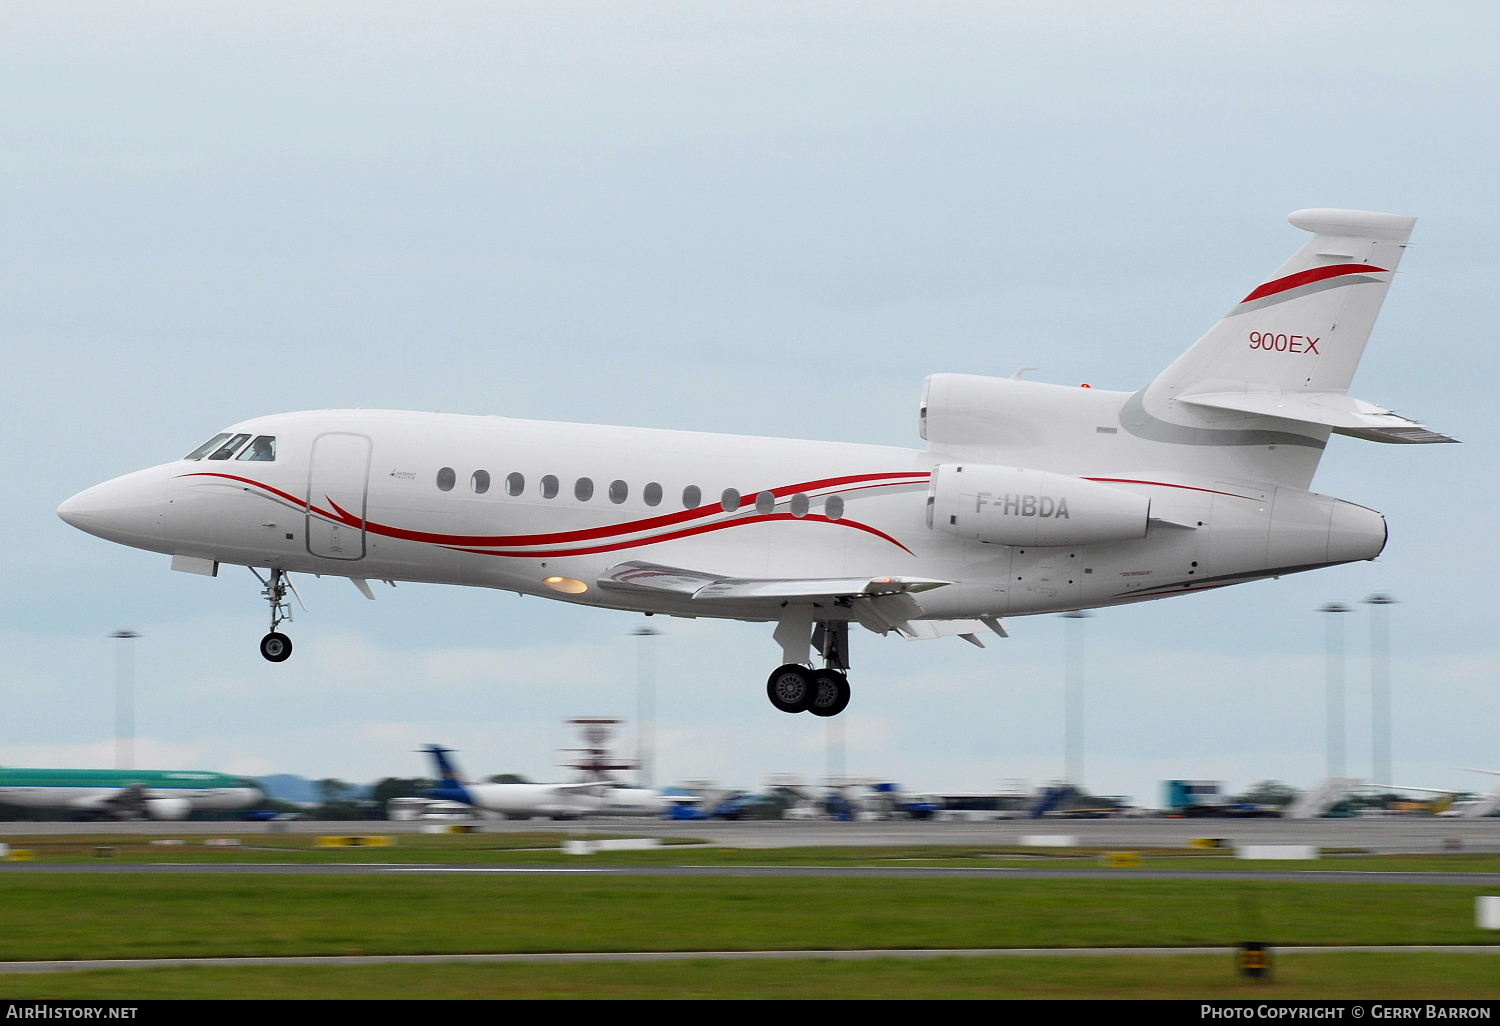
[766,664,815,713]
[808,668,851,717]
[260,632,293,662]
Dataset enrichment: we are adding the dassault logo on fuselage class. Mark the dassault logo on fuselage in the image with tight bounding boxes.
[975,492,1070,518]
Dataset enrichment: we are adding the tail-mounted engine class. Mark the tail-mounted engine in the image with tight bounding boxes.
[927,463,1149,547]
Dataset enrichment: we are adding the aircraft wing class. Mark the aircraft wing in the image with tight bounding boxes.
[97,785,148,816]
[598,560,952,603]
[1381,784,1465,796]
[599,560,1000,645]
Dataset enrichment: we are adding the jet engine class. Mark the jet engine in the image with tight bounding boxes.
[927,463,1150,547]
[143,797,192,821]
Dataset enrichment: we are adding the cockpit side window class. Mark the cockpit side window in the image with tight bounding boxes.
[184,433,231,460]
[236,435,277,462]
[207,433,252,460]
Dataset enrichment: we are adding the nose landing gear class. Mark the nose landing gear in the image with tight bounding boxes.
[259,631,292,662]
[251,567,297,663]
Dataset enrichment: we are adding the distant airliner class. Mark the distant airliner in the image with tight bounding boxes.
[1384,770,1500,819]
[0,767,262,820]
[423,745,665,819]
[58,209,1452,717]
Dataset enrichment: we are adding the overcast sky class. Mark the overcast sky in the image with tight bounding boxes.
[3,1,1495,806]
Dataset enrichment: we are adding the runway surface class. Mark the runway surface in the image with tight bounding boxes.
[2,816,1495,883]
[3,862,1496,885]
[3,815,1496,853]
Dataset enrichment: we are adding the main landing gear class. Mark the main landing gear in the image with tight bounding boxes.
[766,665,851,717]
[252,567,296,663]
[764,618,853,717]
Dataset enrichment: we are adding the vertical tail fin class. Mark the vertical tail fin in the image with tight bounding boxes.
[1149,208,1415,402]
[1129,209,1440,488]
[424,744,466,787]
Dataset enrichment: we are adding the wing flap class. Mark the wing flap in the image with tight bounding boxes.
[599,560,952,604]
[900,619,991,643]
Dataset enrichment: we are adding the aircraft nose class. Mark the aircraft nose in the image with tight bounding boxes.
[57,467,168,550]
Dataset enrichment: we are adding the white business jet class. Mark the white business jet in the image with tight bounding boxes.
[58,209,1453,718]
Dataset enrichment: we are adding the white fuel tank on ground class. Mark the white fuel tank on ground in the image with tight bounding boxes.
[928,463,1150,547]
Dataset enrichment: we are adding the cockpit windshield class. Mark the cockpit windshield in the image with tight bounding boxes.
[183,433,230,460]
[237,436,276,462]
[183,432,276,462]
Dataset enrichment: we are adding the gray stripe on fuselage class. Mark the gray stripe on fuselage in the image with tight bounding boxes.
[1119,391,1325,449]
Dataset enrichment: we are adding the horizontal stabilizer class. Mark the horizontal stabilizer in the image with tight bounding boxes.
[599,560,952,603]
[1178,391,1457,444]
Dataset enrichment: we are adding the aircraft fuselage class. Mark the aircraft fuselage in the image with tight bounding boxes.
[58,209,1444,717]
[59,407,1385,625]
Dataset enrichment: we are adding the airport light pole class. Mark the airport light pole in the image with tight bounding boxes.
[632,626,661,790]
[110,629,140,771]
[825,711,845,786]
[1364,593,1397,788]
[1319,603,1351,780]
[1061,610,1091,789]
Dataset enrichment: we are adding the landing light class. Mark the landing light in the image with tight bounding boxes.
[543,576,589,595]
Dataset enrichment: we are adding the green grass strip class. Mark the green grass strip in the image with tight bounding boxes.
[0,875,1491,961]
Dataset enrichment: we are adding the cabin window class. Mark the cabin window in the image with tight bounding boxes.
[755,490,775,515]
[471,470,490,494]
[790,492,809,518]
[575,477,594,501]
[436,467,456,491]
[643,482,663,507]
[608,479,628,504]
[541,475,559,499]
[236,435,277,462]
[682,485,701,508]
[184,433,231,460]
[824,494,844,520]
[207,434,251,460]
[506,472,525,497]
[721,488,741,512]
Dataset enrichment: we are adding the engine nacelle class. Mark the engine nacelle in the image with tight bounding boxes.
[928,463,1150,546]
[144,797,192,821]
